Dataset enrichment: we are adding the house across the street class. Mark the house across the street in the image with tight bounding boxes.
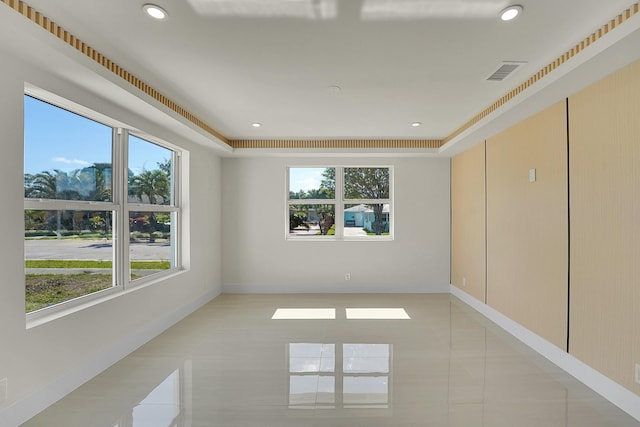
[344,203,390,232]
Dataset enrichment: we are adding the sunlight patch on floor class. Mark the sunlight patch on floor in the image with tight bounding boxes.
[345,308,410,319]
[272,308,336,319]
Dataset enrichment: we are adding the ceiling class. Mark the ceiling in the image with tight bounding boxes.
[1,0,640,155]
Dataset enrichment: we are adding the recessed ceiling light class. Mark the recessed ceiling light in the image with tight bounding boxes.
[500,5,522,21]
[143,4,168,20]
[251,122,262,128]
[411,122,422,127]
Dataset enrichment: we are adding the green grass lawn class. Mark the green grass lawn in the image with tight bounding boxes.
[25,260,169,312]
[25,273,113,312]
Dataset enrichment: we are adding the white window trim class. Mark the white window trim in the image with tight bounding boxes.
[24,89,184,325]
[286,166,393,241]
[124,130,182,287]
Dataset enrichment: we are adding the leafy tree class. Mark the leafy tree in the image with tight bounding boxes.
[88,215,103,231]
[318,209,334,235]
[289,212,309,231]
[289,190,307,200]
[306,188,332,199]
[157,158,172,177]
[294,168,335,235]
[320,168,335,198]
[24,210,47,231]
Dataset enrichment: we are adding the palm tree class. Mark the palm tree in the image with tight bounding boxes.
[24,170,58,199]
[24,170,63,237]
[129,169,170,242]
[129,169,169,205]
[85,163,112,202]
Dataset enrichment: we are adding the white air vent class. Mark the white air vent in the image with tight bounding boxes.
[487,61,527,81]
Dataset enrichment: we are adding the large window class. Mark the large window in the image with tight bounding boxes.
[24,93,182,316]
[287,166,392,239]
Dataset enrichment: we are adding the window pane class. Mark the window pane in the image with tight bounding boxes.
[25,210,114,312]
[24,96,113,202]
[128,135,173,205]
[289,375,319,407]
[289,204,335,236]
[289,343,335,373]
[317,376,336,406]
[343,376,388,408]
[343,344,390,374]
[344,167,389,199]
[344,203,390,236]
[129,211,174,280]
[289,167,335,199]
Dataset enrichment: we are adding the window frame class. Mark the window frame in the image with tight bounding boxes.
[125,131,182,286]
[24,88,184,323]
[286,165,393,241]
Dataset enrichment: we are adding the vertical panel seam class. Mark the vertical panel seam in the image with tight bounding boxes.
[566,97,571,354]
[484,140,488,305]
[449,157,453,288]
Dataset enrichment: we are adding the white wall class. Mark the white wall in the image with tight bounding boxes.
[0,47,222,426]
[221,156,450,293]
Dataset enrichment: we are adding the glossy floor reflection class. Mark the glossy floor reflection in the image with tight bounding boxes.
[22,294,640,427]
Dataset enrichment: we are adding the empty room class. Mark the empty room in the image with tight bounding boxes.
[1,0,640,426]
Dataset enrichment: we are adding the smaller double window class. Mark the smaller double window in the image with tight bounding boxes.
[287,166,392,240]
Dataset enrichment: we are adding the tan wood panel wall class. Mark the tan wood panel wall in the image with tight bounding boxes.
[486,101,569,350]
[451,142,486,302]
[568,59,640,394]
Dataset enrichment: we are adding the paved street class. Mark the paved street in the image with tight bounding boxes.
[289,225,368,237]
[24,239,170,260]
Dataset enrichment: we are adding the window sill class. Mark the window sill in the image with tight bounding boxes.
[286,236,394,242]
[26,268,187,329]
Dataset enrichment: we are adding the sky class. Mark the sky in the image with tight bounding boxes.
[289,167,329,193]
[24,95,170,176]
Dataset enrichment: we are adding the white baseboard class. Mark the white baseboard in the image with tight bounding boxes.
[0,289,219,427]
[222,282,450,294]
[450,285,640,423]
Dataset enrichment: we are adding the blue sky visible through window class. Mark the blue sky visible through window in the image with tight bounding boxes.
[24,96,169,175]
[128,135,171,175]
[289,167,327,193]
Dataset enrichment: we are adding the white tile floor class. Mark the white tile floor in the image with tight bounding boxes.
[22,294,640,426]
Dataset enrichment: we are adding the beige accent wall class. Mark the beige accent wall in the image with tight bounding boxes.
[451,142,486,302]
[568,59,640,394]
[486,101,569,350]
